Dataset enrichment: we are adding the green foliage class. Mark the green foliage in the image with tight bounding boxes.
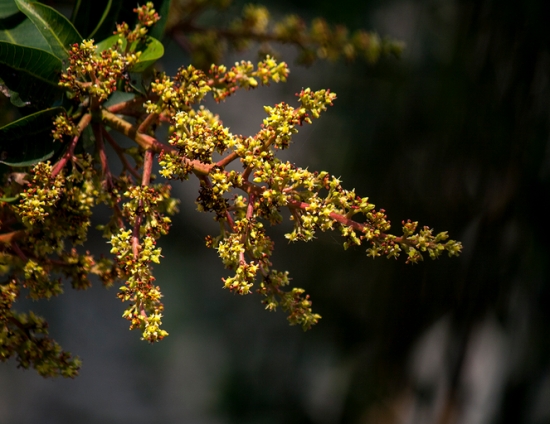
[0,0,461,378]
[13,0,81,60]
[0,107,64,166]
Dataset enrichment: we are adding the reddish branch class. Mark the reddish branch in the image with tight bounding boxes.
[94,124,125,228]
[101,107,413,250]
[101,128,141,180]
[52,113,92,178]
[216,151,239,168]
[10,241,28,261]
[0,230,24,244]
[101,109,214,176]
[93,123,113,188]
[131,150,154,258]
[138,113,159,134]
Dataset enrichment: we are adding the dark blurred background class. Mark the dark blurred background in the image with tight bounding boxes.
[2,0,550,422]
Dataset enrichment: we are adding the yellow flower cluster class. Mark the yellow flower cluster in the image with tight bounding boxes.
[110,184,176,342]
[116,2,160,42]
[16,162,64,226]
[152,74,461,328]
[59,40,126,101]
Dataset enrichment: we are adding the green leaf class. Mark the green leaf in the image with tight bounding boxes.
[0,107,64,167]
[72,0,170,42]
[0,195,19,203]
[72,0,125,41]
[0,41,62,108]
[130,36,164,72]
[103,90,136,108]
[14,0,82,60]
[96,34,163,72]
[95,33,125,53]
[0,7,50,52]
[0,0,18,19]
[149,0,172,40]
[87,0,114,39]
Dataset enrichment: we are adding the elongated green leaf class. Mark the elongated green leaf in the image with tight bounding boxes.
[149,0,172,40]
[15,0,81,60]
[0,195,19,203]
[0,0,18,19]
[72,0,125,41]
[0,7,50,52]
[0,107,64,167]
[130,36,164,72]
[87,0,115,39]
[0,41,62,108]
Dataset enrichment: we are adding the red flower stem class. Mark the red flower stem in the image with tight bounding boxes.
[216,151,239,168]
[10,241,28,261]
[93,124,113,186]
[94,125,125,228]
[284,199,409,246]
[142,150,154,187]
[107,97,147,114]
[132,213,142,259]
[0,230,24,245]
[225,210,235,231]
[138,113,159,134]
[132,150,154,259]
[52,113,92,178]
[101,109,214,177]
[246,194,255,220]
[102,128,141,181]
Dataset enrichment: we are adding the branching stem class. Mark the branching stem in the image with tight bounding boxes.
[101,109,214,176]
[52,113,92,178]
[102,128,141,181]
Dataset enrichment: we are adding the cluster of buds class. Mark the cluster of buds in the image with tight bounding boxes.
[0,300,82,378]
[60,3,160,105]
[15,162,64,226]
[258,270,321,330]
[110,184,176,342]
[116,2,160,42]
[52,113,79,142]
[1,154,106,376]
[209,57,288,101]
[59,40,126,102]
